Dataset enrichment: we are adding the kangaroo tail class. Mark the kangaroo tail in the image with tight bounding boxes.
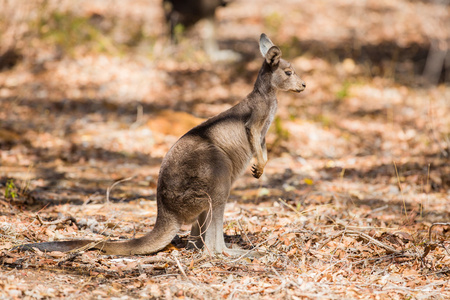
[14,240,96,252]
[99,214,182,255]
[14,214,182,256]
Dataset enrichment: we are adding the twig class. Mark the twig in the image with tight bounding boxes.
[317,227,404,255]
[172,252,188,279]
[35,214,76,226]
[106,177,134,203]
[442,242,450,256]
[36,214,44,225]
[237,219,254,248]
[191,191,214,258]
[370,205,389,214]
[317,231,344,250]
[229,229,318,263]
[344,229,399,254]
[66,239,108,255]
[277,198,330,216]
[276,198,302,215]
[229,237,278,263]
[82,192,100,207]
[56,239,111,264]
[393,161,407,218]
[428,222,450,242]
[57,252,83,264]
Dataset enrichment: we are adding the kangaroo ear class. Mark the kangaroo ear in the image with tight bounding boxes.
[260,34,281,66]
[265,46,282,66]
[259,33,274,57]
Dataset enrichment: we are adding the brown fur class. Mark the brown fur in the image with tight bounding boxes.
[16,34,306,256]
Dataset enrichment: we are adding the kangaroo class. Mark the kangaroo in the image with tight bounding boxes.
[15,33,306,256]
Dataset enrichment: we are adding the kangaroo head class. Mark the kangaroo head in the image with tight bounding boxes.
[259,33,306,93]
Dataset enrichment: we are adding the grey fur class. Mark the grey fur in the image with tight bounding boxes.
[15,34,306,256]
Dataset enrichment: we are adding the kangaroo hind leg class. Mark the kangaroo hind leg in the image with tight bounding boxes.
[188,210,209,249]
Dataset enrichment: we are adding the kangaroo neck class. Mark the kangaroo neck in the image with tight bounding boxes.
[251,63,277,101]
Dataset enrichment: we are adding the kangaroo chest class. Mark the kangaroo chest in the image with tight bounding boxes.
[261,99,277,140]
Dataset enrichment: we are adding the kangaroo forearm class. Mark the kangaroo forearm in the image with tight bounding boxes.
[261,140,268,162]
[246,127,265,164]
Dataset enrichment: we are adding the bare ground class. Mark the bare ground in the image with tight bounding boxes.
[1,0,449,299]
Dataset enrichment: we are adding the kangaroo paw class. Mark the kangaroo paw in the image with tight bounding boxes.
[251,164,263,179]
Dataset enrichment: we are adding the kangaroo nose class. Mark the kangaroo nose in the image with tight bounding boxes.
[302,82,306,88]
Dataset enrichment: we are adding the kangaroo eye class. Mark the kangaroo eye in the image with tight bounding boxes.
[285,71,292,76]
